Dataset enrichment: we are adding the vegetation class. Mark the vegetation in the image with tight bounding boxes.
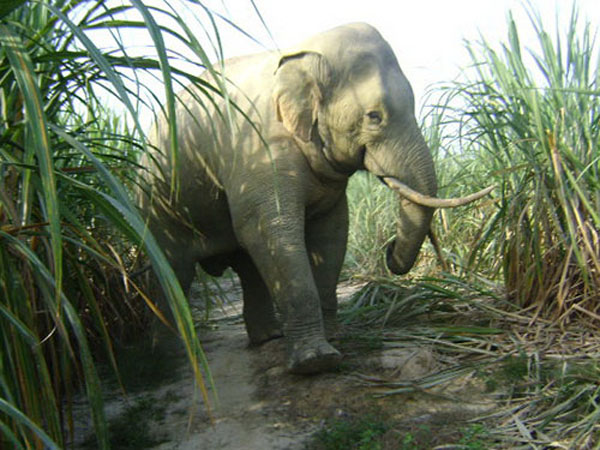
[0,0,251,447]
[348,5,600,326]
[438,6,599,324]
[80,396,168,450]
[345,172,397,278]
[1,0,599,448]
[344,4,600,448]
[312,414,389,450]
[309,400,493,450]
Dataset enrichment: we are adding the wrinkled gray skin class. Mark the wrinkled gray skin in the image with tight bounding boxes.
[139,23,437,373]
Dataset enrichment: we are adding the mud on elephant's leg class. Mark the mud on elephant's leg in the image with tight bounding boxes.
[230,251,283,345]
[306,197,349,340]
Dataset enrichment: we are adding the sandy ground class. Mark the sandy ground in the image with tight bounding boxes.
[149,281,363,450]
[73,279,494,449]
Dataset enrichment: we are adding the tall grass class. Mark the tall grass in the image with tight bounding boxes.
[0,1,253,448]
[345,173,396,278]
[424,5,600,325]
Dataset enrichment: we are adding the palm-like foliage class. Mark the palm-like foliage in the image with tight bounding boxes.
[0,1,249,447]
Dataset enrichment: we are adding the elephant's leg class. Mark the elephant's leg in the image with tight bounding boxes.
[230,251,283,345]
[147,246,196,347]
[305,196,349,340]
[149,251,196,329]
[147,217,197,325]
[232,201,341,373]
[170,256,196,298]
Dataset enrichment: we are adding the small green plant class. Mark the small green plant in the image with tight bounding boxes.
[399,432,418,450]
[99,336,184,392]
[312,415,389,450]
[500,354,529,383]
[458,424,489,450]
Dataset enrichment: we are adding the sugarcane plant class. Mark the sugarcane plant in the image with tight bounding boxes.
[0,0,251,447]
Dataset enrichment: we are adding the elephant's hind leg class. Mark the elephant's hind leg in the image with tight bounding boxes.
[231,251,283,345]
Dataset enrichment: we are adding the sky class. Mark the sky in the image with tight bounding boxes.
[193,0,600,107]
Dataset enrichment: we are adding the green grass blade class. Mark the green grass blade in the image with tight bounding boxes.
[131,0,180,199]
[1,231,110,449]
[0,399,61,450]
[0,0,26,19]
[0,303,63,444]
[50,124,216,407]
[0,24,63,310]
[42,2,145,137]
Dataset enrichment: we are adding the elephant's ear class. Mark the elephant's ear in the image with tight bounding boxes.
[272,51,332,142]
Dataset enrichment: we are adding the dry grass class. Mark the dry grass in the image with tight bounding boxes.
[343,278,600,448]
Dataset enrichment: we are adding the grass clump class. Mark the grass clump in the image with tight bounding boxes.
[479,355,600,449]
[412,5,600,446]
[456,424,490,450]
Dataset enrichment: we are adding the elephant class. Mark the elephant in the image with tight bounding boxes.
[139,23,486,373]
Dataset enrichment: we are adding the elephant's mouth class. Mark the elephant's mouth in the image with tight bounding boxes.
[358,145,367,169]
[315,125,360,175]
[361,149,389,184]
[322,145,356,175]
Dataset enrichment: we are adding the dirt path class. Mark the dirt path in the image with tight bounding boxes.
[75,280,495,449]
[152,315,315,449]
[149,282,361,450]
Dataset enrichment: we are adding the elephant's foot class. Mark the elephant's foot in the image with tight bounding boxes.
[247,326,283,346]
[287,337,341,374]
[246,318,283,346]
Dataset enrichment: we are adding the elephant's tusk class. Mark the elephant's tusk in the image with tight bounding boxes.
[383,176,494,208]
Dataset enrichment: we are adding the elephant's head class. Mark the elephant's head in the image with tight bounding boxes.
[273,23,489,275]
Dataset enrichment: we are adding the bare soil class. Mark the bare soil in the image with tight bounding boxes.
[74,279,496,449]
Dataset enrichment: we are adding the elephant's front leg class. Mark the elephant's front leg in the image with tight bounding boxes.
[305,196,349,340]
[234,207,341,373]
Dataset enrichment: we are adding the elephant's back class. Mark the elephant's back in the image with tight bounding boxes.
[219,50,279,84]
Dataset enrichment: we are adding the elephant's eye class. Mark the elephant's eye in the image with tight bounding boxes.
[366,111,383,125]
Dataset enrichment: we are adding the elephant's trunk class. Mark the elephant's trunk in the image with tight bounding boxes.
[386,197,434,275]
[364,124,437,275]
